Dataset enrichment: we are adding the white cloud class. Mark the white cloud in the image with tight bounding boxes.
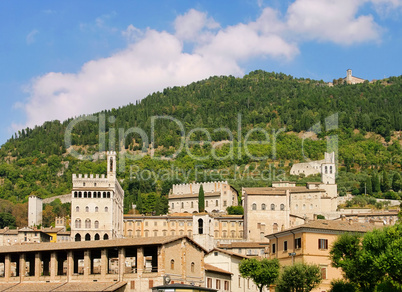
[286,0,381,44]
[174,9,220,41]
[17,3,386,130]
[26,29,39,45]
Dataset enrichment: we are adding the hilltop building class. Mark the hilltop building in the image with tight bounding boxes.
[168,181,238,214]
[345,69,366,84]
[71,151,124,241]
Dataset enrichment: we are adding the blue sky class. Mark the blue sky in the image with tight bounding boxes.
[0,0,401,147]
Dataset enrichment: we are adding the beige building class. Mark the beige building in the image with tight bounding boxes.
[266,219,378,292]
[217,241,269,258]
[0,236,206,292]
[169,182,238,214]
[28,195,42,227]
[123,213,244,251]
[71,151,124,241]
[0,227,51,246]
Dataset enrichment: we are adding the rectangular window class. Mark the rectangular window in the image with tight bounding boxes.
[224,280,229,291]
[321,267,327,280]
[284,240,288,251]
[223,200,227,207]
[216,280,221,289]
[206,201,209,207]
[207,278,212,288]
[238,275,241,288]
[318,239,328,249]
[295,238,302,249]
[272,243,276,254]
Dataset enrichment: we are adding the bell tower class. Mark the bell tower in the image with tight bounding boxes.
[107,151,116,180]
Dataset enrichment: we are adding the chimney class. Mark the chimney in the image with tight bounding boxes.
[349,219,353,225]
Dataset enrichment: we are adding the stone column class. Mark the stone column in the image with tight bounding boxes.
[157,246,164,276]
[118,248,125,281]
[137,247,144,276]
[50,252,57,280]
[84,250,90,280]
[4,254,10,281]
[19,253,26,282]
[67,251,74,281]
[101,249,108,277]
[34,253,41,280]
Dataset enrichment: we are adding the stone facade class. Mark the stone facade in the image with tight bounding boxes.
[0,236,206,292]
[345,69,366,84]
[71,151,124,241]
[169,181,238,214]
[266,220,377,292]
[28,196,42,227]
[123,213,245,251]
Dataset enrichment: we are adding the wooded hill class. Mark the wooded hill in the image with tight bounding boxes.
[0,70,401,227]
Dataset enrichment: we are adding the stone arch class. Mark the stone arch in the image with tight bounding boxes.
[94,233,100,240]
[75,233,81,242]
[85,233,91,241]
[103,233,109,240]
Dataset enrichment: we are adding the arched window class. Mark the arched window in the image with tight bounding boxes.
[95,221,99,229]
[191,262,195,273]
[94,233,100,240]
[88,192,91,198]
[85,206,89,212]
[76,206,79,212]
[325,166,328,174]
[273,223,278,232]
[78,192,82,198]
[280,204,285,211]
[105,207,108,212]
[171,259,175,270]
[84,192,87,198]
[198,218,203,235]
[85,219,91,228]
[271,204,275,211]
[181,202,184,208]
[95,206,98,212]
[252,203,257,210]
[75,233,81,241]
[110,157,113,172]
[261,203,266,210]
[75,219,81,229]
[107,192,110,198]
[98,192,101,198]
[103,192,106,198]
[330,166,333,174]
[85,233,91,241]
[103,234,109,240]
[74,191,78,198]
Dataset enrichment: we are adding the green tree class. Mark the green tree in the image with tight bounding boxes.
[381,171,391,193]
[226,205,244,215]
[0,212,16,228]
[276,262,322,292]
[329,279,356,292]
[330,233,384,292]
[239,258,280,292]
[198,185,205,212]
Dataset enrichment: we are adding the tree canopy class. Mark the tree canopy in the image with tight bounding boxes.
[239,258,280,292]
[276,262,322,292]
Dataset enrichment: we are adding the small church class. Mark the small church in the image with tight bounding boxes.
[344,69,366,84]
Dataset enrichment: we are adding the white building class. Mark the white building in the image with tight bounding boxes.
[71,151,124,241]
[28,195,43,227]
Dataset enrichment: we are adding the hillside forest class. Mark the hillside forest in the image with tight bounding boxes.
[0,70,402,227]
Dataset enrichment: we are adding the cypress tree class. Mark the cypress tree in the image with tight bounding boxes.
[198,185,205,212]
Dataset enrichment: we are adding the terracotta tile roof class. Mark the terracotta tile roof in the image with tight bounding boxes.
[42,227,65,233]
[153,283,217,292]
[217,242,269,248]
[267,220,378,238]
[204,263,232,275]
[0,235,206,254]
[209,248,250,259]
